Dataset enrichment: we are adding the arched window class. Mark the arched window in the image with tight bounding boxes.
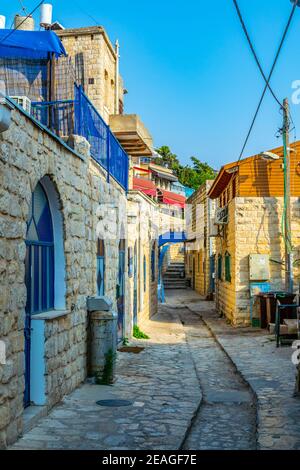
[97,239,105,296]
[26,182,54,314]
[143,255,147,292]
[24,177,65,408]
[151,242,156,282]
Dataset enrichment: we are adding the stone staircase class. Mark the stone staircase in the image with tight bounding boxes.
[163,260,187,290]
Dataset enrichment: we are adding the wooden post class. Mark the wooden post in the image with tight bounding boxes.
[47,53,56,133]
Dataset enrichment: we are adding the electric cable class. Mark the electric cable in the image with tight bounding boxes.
[18,0,28,15]
[233,0,298,162]
[0,0,44,46]
[232,0,283,109]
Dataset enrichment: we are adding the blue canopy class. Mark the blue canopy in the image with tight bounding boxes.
[0,29,67,59]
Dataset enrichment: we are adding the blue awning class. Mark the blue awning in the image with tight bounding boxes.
[0,29,67,59]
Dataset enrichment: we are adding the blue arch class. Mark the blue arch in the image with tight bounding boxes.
[158,230,187,248]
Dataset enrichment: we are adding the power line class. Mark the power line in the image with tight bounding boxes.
[18,0,28,15]
[73,1,100,26]
[234,0,298,162]
[232,0,282,109]
[0,0,44,46]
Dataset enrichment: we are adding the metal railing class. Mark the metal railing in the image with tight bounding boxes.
[31,85,129,191]
[31,100,74,138]
[74,84,128,191]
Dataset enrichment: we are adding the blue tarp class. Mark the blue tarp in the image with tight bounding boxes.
[0,29,67,59]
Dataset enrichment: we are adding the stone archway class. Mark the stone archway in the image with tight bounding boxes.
[24,175,65,407]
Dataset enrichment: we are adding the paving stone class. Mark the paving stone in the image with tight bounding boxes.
[9,308,201,450]
[168,288,300,451]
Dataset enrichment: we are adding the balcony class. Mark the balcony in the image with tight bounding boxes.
[109,114,153,157]
[31,85,129,191]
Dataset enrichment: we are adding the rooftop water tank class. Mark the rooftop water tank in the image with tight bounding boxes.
[40,4,53,28]
[14,14,35,31]
[0,15,6,29]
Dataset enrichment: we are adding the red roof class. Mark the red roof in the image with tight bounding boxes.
[159,190,186,208]
[132,177,157,196]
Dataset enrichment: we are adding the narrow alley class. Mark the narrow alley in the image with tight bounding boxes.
[10,290,300,451]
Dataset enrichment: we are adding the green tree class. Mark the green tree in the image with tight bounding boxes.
[154,146,179,169]
[154,146,215,190]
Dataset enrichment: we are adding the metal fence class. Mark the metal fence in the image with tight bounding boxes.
[31,99,74,138]
[74,85,128,190]
[31,85,128,191]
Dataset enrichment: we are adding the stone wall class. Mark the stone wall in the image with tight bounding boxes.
[127,192,158,330]
[0,102,127,448]
[185,180,215,297]
[57,27,124,123]
[215,197,300,325]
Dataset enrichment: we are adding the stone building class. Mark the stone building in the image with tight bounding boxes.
[0,22,154,449]
[56,26,125,123]
[208,142,300,325]
[56,26,154,161]
[131,160,186,270]
[127,191,159,328]
[0,95,128,447]
[185,180,216,297]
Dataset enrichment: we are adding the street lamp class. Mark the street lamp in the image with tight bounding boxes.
[259,151,280,161]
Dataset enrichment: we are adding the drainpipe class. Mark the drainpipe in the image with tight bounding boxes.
[115,40,120,115]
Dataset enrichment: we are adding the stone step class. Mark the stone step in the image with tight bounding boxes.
[164,273,183,279]
[166,265,184,270]
[167,266,185,272]
[165,284,187,290]
[164,281,187,288]
[165,269,184,273]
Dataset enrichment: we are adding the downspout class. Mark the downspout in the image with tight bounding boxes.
[115,40,120,114]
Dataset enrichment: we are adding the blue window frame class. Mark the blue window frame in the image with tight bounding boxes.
[143,255,147,292]
[26,182,54,314]
[97,239,105,296]
[151,242,156,282]
[225,251,231,283]
[128,247,133,278]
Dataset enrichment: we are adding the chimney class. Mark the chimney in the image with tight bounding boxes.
[14,14,35,31]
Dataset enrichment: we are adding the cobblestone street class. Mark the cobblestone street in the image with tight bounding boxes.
[10,290,300,450]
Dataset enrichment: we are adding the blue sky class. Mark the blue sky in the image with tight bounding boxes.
[2,0,300,169]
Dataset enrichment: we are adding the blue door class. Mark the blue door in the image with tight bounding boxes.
[24,183,54,407]
[117,240,125,341]
[133,242,138,325]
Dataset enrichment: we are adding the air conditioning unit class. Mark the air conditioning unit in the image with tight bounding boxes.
[209,218,219,237]
[10,96,31,114]
[215,206,229,225]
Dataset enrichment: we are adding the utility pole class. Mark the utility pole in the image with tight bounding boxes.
[282,98,293,293]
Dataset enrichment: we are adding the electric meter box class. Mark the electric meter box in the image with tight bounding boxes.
[249,254,270,281]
